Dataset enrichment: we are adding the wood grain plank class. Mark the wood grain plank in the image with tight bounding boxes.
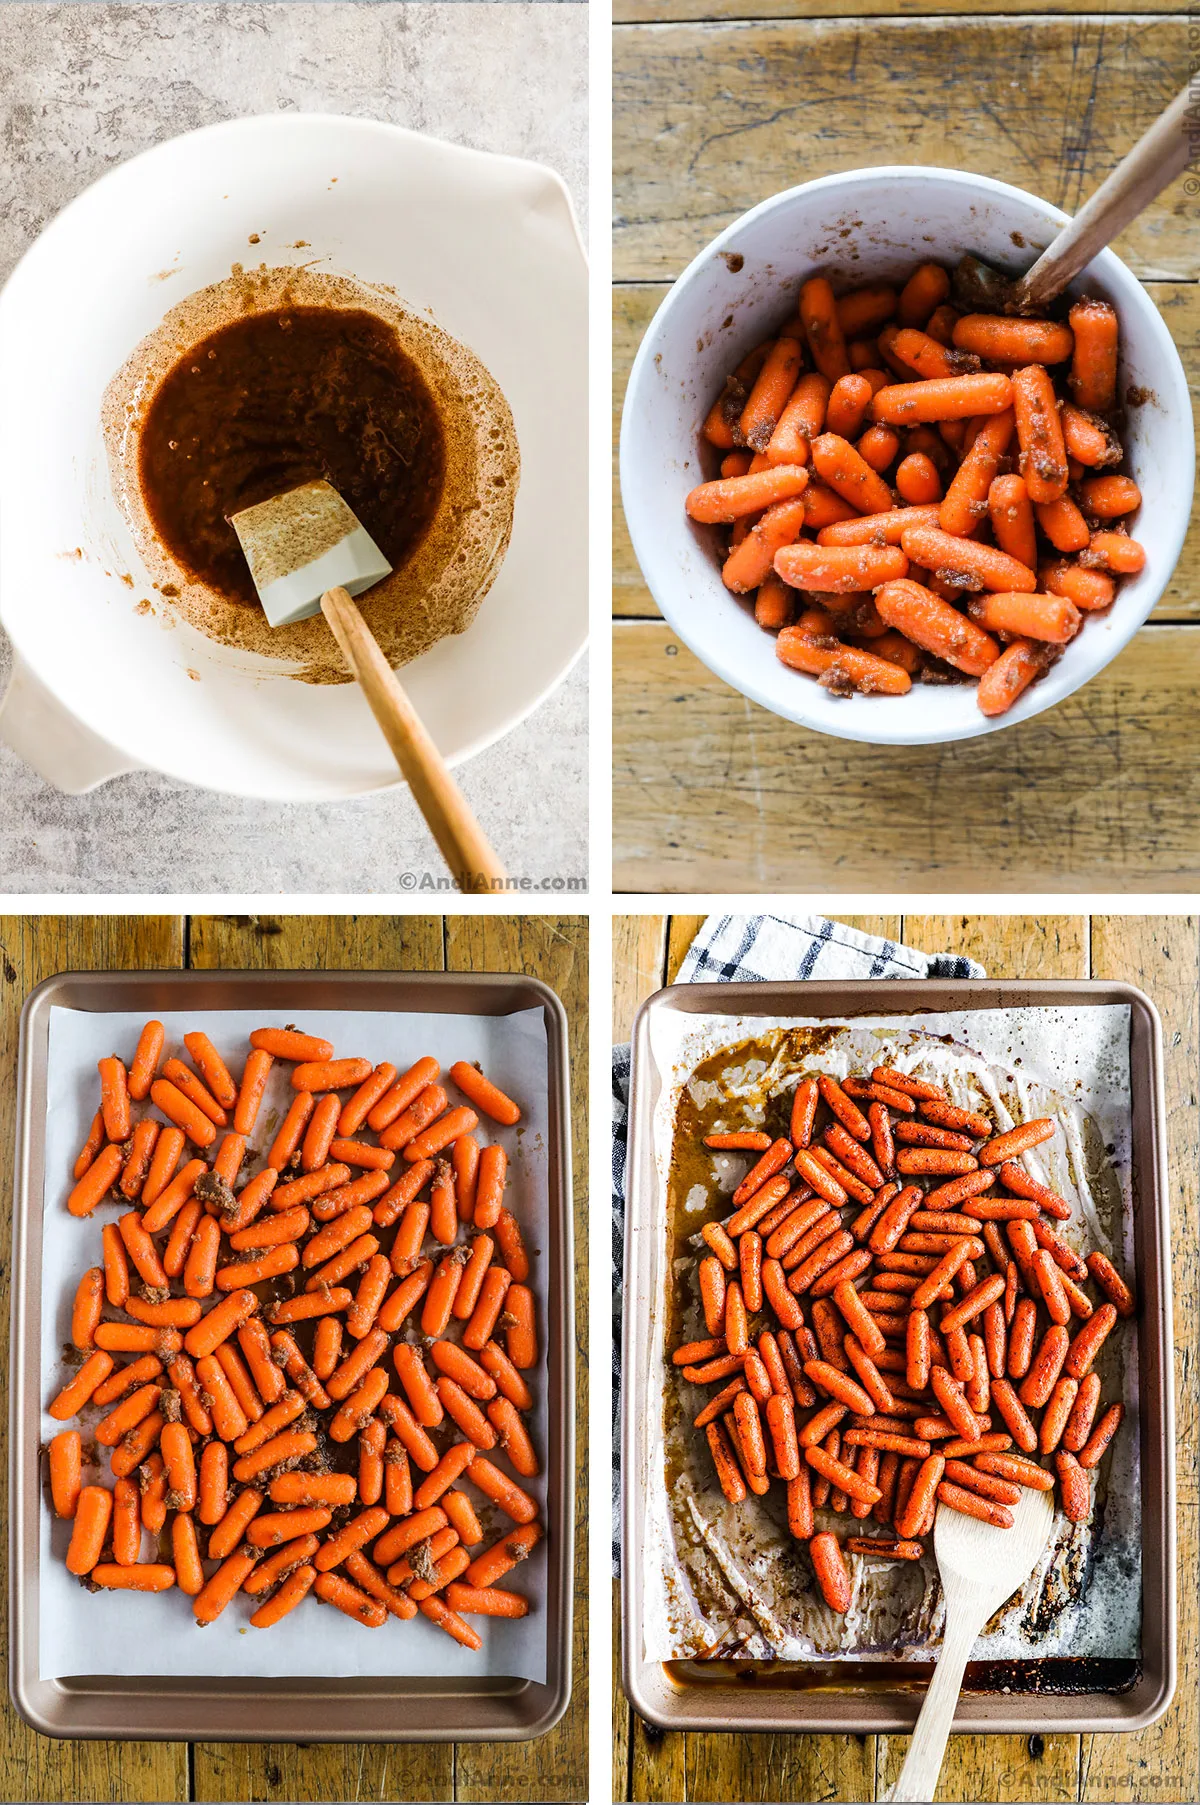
[447,916,589,1804]
[188,912,451,1802]
[1081,915,1199,1801]
[665,914,709,981]
[617,1,1182,20]
[614,916,669,1041]
[0,916,187,1803]
[614,19,1195,282]
[901,915,1087,977]
[614,622,1200,893]
[187,913,445,972]
[613,281,1200,624]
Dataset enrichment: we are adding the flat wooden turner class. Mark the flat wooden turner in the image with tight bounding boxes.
[231,480,505,889]
[887,1484,1055,1803]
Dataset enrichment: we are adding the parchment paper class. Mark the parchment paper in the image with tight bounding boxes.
[39,1003,550,1683]
[640,1004,1140,1666]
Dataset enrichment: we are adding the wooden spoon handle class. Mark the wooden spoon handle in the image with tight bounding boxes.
[888,1608,979,1802]
[320,586,506,889]
[1014,83,1192,311]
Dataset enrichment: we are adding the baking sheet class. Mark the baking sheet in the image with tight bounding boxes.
[641,1003,1139,1666]
[38,1003,550,1684]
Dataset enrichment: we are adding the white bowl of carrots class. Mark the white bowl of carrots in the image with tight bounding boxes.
[620,167,1194,744]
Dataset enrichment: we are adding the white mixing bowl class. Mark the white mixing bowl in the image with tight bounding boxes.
[620,167,1193,747]
[0,113,587,797]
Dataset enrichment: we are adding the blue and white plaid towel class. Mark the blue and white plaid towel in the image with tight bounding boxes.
[612,913,984,1571]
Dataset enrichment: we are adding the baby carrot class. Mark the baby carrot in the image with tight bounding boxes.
[73,1109,106,1181]
[150,1078,217,1148]
[721,496,808,594]
[98,1055,131,1142]
[48,1430,82,1517]
[988,474,1038,569]
[817,504,939,548]
[290,1057,373,1092]
[766,371,830,467]
[871,373,1012,425]
[685,465,810,525]
[773,542,907,593]
[183,1031,238,1109]
[1080,475,1141,519]
[775,629,912,696]
[811,433,894,517]
[71,1266,104,1349]
[897,263,949,328]
[952,315,1073,364]
[249,1028,334,1062]
[66,1485,112,1574]
[301,1093,341,1172]
[419,1594,482,1650]
[740,337,804,451]
[119,1118,161,1201]
[445,1582,529,1618]
[91,1564,176,1593]
[128,1020,165,1101]
[268,1092,316,1171]
[899,523,1036,594]
[938,410,1015,537]
[976,640,1057,717]
[1068,298,1118,412]
[234,1049,274,1134]
[313,1571,387,1627]
[367,1056,441,1131]
[799,277,850,381]
[894,452,942,506]
[194,1547,260,1623]
[162,1057,228,1128]
[67,1143,123,1217]
[968,591,1080,644]
[49,1350,114,1420]
[826,373,874,440]
[250,1563,318,1628]
[1011,364,1068,503]
[142,1125,186,1206]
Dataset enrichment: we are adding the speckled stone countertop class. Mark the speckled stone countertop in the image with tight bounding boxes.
[0,3,587,894]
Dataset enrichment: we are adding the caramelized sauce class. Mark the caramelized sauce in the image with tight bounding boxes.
[138,306,445,605]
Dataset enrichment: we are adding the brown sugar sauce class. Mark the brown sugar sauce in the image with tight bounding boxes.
[137,306,446,606]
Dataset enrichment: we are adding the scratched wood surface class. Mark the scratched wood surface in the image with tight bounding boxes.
[611,912,1200,1802]
[0,915,587,1804]
[612,10,1200,892]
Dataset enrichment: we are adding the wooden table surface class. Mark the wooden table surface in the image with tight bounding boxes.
[613,1,1200,892]
[612,912,1199,1802]
[0,915,588,1804]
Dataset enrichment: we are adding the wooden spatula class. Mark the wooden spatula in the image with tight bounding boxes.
[230,480,505,890]
[888,1484,1056,1803]
[953,82,1192,315]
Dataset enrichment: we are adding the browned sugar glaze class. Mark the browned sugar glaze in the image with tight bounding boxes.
[138,306,446,607]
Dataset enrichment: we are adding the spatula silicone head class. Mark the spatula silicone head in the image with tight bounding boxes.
[229,479,392,627]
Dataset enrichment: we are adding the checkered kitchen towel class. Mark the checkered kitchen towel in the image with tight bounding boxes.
[611,913,984,1571]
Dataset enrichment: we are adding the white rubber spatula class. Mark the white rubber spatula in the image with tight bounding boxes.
[230,480,505,890]
[888,1484,1056,1803]
[954,82,1193,314]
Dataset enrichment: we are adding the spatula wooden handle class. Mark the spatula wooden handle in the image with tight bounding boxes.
[1014,83,1192,311]
[888,1608,979,1802]
[320,586,506,889]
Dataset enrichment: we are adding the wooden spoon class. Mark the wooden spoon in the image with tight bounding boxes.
[888,1484,1056,1803]
[954,83,1192,314]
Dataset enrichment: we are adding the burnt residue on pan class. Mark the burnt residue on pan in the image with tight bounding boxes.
[654,1022,1138,1695]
